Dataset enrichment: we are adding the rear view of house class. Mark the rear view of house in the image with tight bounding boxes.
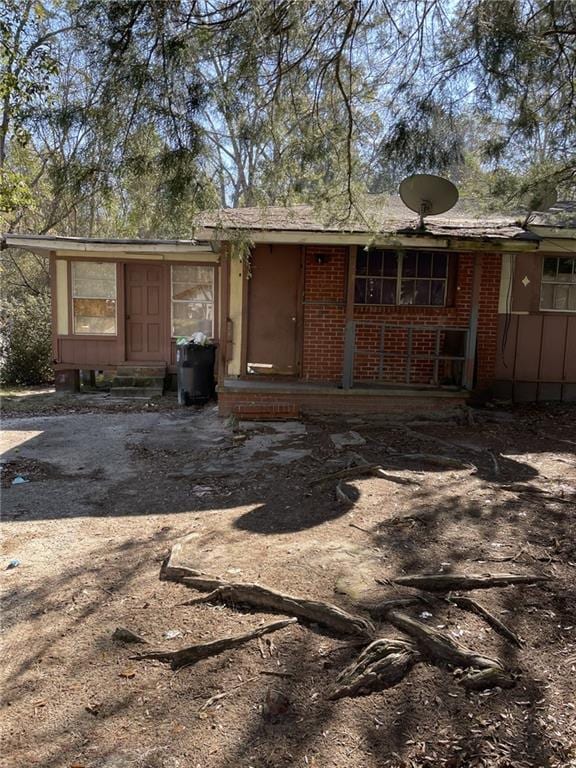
[4,196,575,415]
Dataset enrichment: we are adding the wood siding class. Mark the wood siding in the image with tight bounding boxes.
[53,257,219,371]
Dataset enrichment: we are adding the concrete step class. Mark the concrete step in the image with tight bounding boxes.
[111,387,164,398]
[116,366,167,378]
[111,376,165,388]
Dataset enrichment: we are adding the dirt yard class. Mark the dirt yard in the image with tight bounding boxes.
[1,396,575,768]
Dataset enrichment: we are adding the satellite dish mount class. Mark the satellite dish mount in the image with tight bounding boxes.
[399,174,459,230]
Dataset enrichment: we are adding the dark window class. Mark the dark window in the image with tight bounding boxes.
[540,257,576,311]
[354,250,451,306]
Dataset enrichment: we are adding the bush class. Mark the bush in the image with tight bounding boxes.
[0,293,53,386]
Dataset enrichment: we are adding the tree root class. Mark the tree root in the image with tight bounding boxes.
[390,453,477,472]
[448,596,523,648]
[330,638,420,699]
[181,576,375,640]
[385,609,514,688]
[393,572,549,592]
[130,618,297,670]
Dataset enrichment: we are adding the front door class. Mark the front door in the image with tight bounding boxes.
[247,244,301,375]
[126,263,165,361]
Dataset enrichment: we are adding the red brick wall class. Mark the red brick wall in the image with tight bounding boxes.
[301,246,347,382]
[301,246,501,389]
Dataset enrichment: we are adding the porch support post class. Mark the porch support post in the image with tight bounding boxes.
[218,248,230,387]
[342,246,357,389]
[463,254,482,390]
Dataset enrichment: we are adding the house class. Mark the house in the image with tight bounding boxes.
[3,196,575,417]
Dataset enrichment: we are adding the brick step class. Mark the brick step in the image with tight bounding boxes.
[110,387,164,398]
[232,401,300,420]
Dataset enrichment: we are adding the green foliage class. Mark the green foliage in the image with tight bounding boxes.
[0,293,53,386]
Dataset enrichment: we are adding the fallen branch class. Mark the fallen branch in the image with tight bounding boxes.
[130,618,297,670]
[181,576,375,639]
[199,676,259,711]
[393,572,549,592]
[330,638,420,699]
[447,596,522,648]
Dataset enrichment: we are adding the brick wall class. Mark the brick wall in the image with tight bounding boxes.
[301,246,347,382]
[301,247,501,389]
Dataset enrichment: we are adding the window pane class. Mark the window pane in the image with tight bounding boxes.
[73,298,116,334]
[72,262,116,299]
[540,283,554,309]
[382,279,396,304]
[400,280,415,304]
[414,280,431,305]
[554,285,569,310]
[557,258,575,283]
[172,265,214,298]
[368,251,383,276]
[172,301,213,337]
[354,278,366,303]
[417,252,432,277]
[356,251,368,275]
[173,282,213,301]
[570,286,576,311]
[543,257,557,280]
[172,265,214,336]
[366,278,382,304]
[430,280,446,306]
[382,252,398,277]
[403,253,417,278]
[432,253,448,277]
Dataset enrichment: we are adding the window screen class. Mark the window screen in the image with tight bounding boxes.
[171,265,214,337]
[72,262,117,335]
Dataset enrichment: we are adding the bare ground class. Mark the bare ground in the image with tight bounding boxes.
[1,396,575,768]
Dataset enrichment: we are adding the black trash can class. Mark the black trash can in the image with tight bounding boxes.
[176,342,216,405]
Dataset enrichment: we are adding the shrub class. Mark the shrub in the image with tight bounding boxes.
[0,293,53,386]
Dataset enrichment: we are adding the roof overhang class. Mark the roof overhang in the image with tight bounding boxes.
[1,234,220,258]
[194,226,548,252]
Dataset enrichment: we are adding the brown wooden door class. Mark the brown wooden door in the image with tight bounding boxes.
[125,264,165,361]
[247,244,301,375]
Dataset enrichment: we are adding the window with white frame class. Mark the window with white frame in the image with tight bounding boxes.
[541,257,576,311]
[72,262,117,334]
[171,265,214,337]
[355,249,451,306]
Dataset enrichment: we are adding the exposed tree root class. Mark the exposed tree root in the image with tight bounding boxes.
[386,609,513,688]
[393,572,549,592]
[181,576,375,639]
[390,453,477,472]
[448,596,523,648]
[330,638,420,699]
[312,464,416,486]
[130,618,297,670]
[460,666,515,690]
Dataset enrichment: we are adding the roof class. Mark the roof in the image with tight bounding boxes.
[195,196,576,242]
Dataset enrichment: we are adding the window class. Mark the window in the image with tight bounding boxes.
[355,249,450,306]
[171,265,214,337]
[541,257,576,311]
[72,262,117,334]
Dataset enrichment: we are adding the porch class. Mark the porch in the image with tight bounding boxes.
[218,376,469,419]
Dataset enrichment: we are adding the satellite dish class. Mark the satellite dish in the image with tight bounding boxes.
[399,174,459,229]
[522,186,558,228]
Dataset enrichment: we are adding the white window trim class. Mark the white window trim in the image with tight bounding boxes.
[71,261,118,335]
[170,265,215,338]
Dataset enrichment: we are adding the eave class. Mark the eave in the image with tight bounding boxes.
[1,234,217,257]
